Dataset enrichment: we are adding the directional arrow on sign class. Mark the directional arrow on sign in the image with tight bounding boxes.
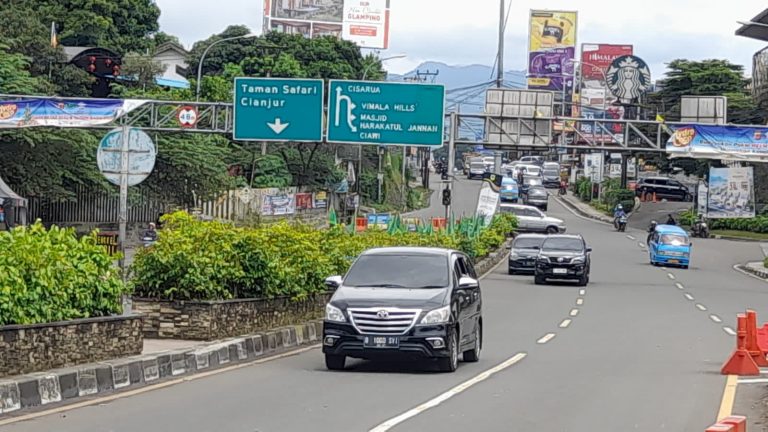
[267,118,290,135]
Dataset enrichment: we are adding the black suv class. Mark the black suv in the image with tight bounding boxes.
[635,177,691,201]
[322,247,482,372]
[508,234,546,274]
[534,235,592,286]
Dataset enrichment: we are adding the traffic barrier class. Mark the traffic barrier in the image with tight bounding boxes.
[432,218,447,230]
[745,310,768,367]
[652,192,658,203]
[755,322,768,355]
[720,416,747,432]
[355,217,368,232]
[721,313,761,376]
[705,424,734,432]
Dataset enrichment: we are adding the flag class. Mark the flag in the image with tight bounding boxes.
[482,172,503,193]
[656,113,674,135]
[655,114,665,123]
[50,22,58,48]
[328,208,338,226]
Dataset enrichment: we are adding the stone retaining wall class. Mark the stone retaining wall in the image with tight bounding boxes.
[0,315,143,378]
[133,293,332,340]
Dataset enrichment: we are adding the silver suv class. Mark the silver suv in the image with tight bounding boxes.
[498,203,566,234]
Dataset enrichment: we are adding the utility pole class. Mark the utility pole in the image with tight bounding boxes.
[496,0,505,88]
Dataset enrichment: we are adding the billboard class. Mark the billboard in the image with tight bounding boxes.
[527,10,578,91]
[576,44,633,144]
[667,124,768,162]
[707,167,755,219]
[264,0,390,49]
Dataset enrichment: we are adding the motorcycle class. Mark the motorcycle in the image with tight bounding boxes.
[691,220,709,238]
[558,183,567,195]
[140,235,157,248]
[616,215,628,232]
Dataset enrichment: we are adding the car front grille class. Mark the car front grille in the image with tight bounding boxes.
[548,257,573,264]
[348,307,421,335]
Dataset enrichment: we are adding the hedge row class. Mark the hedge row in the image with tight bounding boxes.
[709,216,768,233]
[130,211,517,301]
[0,223,128,326]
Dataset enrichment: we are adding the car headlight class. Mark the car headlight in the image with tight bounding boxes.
[572,257,586,264]
[325,304,346,323]
[509,251,520,259]
[421,305,451,324]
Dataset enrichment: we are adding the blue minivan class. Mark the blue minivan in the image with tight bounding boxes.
[499,177,519,202]
[649,225,692,269]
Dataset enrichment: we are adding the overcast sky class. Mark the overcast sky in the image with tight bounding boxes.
[155,0,767,80]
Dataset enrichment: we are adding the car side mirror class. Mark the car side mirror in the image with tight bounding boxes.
[324,275,343,289]
[458,276,479,290]
[689,243,693,247]
[586,247,593,253]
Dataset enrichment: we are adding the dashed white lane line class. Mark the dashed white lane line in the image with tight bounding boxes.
[667,273,676,280]
[675,283,685,290]
[369,353,528,432]
[537,333,557,344]
[576,298,584,306]
[638,242,646,248]
[723,327,737,336]
[696,304,708,311]
[710,315,723,323]
[559,319,572,328]
[579,289,586,296]
[627,235,636,240]
[570,308,579,317]
[684,293,695,301]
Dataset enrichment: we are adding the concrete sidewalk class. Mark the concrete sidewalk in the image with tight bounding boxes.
[552,191,614,224]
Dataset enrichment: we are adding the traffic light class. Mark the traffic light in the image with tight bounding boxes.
[442,188,451,206]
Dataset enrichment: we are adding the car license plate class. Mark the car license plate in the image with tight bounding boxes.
[668,259,679,264]
[363,336,399,348]
[553,268,568,274]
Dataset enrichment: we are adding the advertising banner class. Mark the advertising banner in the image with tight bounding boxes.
[707,167,755,219]
[577,44,633,144]
[295,192,314,210]
[697,183,708,217]
[584,153,604,183]
[259,188,297,216]
[0,98,147,129]
[527,10,577,91]
[313,191,328,209]
[475,183,499,226]
[264,0,390,49]
[667,124,768,162]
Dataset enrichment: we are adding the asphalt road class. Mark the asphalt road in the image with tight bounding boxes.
[5,178,768,432]
[629,200,694,231]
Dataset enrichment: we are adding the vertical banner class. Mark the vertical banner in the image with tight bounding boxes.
[577,44,633,144]
[707,167,755,219]
[475,183,500,226]
[584,153,604,183]
[697,182,708,217]
[527,10,578,92]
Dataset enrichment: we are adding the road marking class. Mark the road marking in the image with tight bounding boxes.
[638,242,646,248]
[559,319,572,328]
[696,304,708,311]
[675,283,684,290]
[570,308,579,317]
[667,273,675,280]
[684,293,694,301]
[737,378,768,384]
[579,289,586,296]
[537,333,556,344]
[718,375,738,420]
[576,298,584,305]
[732,264,768,284]
[0,344,320,427]
[710,315,723,323]
[723,327,736,336]
[369,352,528,432]
[627,235,636,240]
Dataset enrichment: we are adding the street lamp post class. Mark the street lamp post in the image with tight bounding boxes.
[195,33,258,101]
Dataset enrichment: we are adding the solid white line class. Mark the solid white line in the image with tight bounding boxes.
[696,304,708,311]
[576,298,584,306]
[684,293,695,301]
[675,283,684,290]
[627,235,636,241]
[537,333,556,344]
[737,378,768,384]
[369,353,528,432]
[570,308,579,317]
[579,289,586,296]
[723,327,736,336]
[710,315,723,323]
[559,319,572,328]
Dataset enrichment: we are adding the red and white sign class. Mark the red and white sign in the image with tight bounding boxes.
[342,0,390,49]
[580,44,633,80]
[177,106,198,128]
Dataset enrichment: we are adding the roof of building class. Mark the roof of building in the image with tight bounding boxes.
[736,8,768,41]
[154,42,188,56]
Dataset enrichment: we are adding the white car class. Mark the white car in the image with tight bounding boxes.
[498,203,566,234]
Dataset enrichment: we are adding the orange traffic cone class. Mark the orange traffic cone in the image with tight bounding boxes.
[721,314,761,376]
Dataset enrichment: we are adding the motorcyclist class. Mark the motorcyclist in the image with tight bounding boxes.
[559,178,568,195]
[613,204,627,228]
[665,214,677,226]
[142,223,158,242]
[693,214,708,237]
[647,220,658,244]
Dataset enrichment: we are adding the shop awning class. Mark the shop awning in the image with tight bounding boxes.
[0,175,27,207]
[736,9,768,41]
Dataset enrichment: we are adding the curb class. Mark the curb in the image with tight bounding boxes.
[714,235,764,243]
[736,263,768,280]
[0,320,323,417]
[553,194,641,226]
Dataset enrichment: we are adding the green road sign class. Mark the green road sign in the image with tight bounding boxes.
[326,80,445,146]
[233,77,324,142]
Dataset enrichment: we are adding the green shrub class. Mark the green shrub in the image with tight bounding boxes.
[575,177,592,202]
[709,216,768,233]
[130,211,516,301]
[678,209,696,227]
[0,222,128,326]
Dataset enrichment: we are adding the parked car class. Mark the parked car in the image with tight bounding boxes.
[322,247,482,372]
[534,234,592,286]
[499,177,519,203]
[635,177,691,201]
[649,224,691,269]
[498,203,566,234]
[542,169,560,188]
[508,234,546,275]
[524,186,549,211]
[468,161,487,179]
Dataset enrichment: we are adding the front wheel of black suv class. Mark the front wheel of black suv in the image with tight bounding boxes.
[578,273,589,286]
[534,274,545,285]
[325,354,346,371]
[438,328,459,372]
[463,324,481,362]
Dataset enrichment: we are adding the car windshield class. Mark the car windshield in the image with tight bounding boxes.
[660,234,688,246]
[344,254,449,288]
[514,237,543,249]
[541,238,584,252]
[471,163,485,169]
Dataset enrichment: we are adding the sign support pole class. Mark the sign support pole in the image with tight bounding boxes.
[118,126,130,280]
[446,112,457,219]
